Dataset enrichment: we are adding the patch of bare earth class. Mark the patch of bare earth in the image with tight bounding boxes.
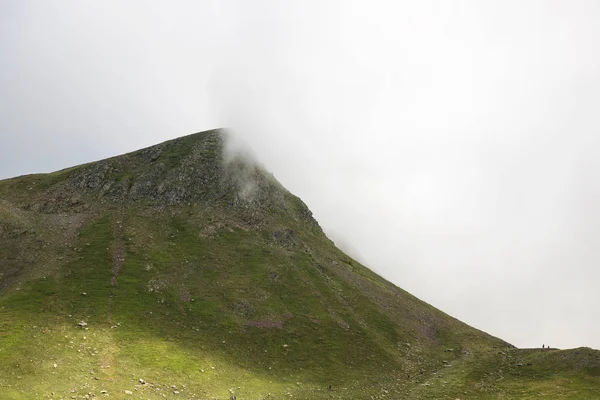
[108,210,126,324]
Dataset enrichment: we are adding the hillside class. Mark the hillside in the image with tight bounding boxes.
[0,129,598,399]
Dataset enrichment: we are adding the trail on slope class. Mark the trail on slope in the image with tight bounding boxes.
[102,208,127,379]
[108,208,126,325]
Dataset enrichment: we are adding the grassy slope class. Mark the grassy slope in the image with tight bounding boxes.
[0,130,599,399]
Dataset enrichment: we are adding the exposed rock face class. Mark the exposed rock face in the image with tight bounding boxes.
[11,129,320,229]
[67,130,238,204]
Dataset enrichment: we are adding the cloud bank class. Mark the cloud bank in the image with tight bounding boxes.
[1,0,600,349]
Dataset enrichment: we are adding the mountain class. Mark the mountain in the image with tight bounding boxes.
[0,129,598,399]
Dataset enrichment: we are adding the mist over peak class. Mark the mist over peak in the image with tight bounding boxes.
[1,0,600,350]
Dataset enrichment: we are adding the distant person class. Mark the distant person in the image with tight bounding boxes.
[542,344,545,349]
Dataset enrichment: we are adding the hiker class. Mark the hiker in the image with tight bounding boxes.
[542,344,545,349]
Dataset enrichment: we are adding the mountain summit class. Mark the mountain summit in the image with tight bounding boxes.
[0,129,598,399]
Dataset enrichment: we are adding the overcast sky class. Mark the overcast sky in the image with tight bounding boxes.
[2,0,600,350]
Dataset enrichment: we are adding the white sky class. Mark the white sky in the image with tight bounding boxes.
[1,0,600,350]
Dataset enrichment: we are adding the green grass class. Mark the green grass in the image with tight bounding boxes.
[156,133,201,169]
[2,207,597,399]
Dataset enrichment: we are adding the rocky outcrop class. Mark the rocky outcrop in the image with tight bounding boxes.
[11,129,321,231]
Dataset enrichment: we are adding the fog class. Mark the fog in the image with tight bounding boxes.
[2,1,600,349]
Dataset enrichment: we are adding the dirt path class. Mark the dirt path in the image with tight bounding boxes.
[108,208,126,324]
[111,214,126,287]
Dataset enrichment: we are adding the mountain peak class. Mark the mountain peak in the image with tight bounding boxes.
[69,129,225,202]
[1,129,318,229]
[1,130,598,399]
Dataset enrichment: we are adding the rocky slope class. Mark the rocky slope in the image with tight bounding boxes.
[0,129,598,399]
